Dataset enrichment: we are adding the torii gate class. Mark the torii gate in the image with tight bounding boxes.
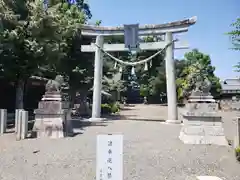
[81,16,197,123]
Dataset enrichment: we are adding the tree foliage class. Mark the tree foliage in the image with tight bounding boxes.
[49,1,94,106]
[134,36,166,103]
[101,36,130,99]
[228,18,240,51]
[227,18,240,72]
[0,0,94,109]
[176,49,221,101]
[0,0,62,108]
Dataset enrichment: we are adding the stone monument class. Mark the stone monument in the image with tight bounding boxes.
[32,75,73,138]
[179,75,228,146]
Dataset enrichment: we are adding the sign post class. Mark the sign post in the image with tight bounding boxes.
[96,134,123,180]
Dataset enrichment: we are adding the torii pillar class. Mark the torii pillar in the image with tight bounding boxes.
[91,35,104,119]
[165,32,179,123]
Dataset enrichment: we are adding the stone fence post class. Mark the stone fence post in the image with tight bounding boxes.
[64,110,73,137]
[234,117,240,149]
[15,109,21,133]
[0,109,7,134]
[15,109,28,141]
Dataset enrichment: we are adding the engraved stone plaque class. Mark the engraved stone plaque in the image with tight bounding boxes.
[38,101,62,113]
[186,103,218,112]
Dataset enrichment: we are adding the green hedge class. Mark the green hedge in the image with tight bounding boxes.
[101,102,120,115]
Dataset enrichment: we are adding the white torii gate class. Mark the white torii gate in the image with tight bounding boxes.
[81,16,197,123]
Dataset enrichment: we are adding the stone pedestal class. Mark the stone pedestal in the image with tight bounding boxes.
[179,92,228,146]
[33,92,73,138]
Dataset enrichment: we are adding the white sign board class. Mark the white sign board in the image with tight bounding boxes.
[96,134,123,180]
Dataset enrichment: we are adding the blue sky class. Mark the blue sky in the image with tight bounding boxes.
[88,0,239,80]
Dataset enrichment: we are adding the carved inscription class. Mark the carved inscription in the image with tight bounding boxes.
[187,103,217,112]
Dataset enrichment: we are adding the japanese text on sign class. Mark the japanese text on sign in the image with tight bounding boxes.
[96,134,123,180]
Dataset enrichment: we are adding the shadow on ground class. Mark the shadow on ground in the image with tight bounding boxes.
[4,116,111,139]
[28,118,110,139]
[103,114,166,122]
[123,104,135,107]
[120,107,135,111]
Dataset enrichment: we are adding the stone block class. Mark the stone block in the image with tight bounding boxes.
[182,112,222,126]
[204,126,225,136]
[180,94,228,146]
[190,91,211,97]
[186,103,218,112]
[41,92,62,101]
[33,112,66,138]
[179,129,228,146]
[220,100,240,111]
[21,111,28,139]
[0,109,7,134]
[188,95,215,102]
[15,110,28,140]
[37,101,62,114]
[180,118,228,145]
[15,109,22,133]
[33,90,72,139]
[231,101,240,110]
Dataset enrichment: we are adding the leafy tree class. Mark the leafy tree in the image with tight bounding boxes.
[227,18,240,71]
[176,49,221,101]
[35,0,95,110]
[0,0,60,109]
[0,0,93,110]
[100,36,130,102]
[228,18,240,51]
[134,36,166,103]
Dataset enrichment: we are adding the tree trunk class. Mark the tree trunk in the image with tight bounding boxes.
[69,89,76,109]
[117,91,121,101]
[143,96,148,104]
[15,79,25,109]
[77,90,91,116]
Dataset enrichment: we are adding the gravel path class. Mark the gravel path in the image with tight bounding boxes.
[0,105,239,180]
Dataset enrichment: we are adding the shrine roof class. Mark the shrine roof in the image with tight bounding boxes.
[221,78,240,91]
[221,85,240,91]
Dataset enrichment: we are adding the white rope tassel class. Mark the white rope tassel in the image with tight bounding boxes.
[131,66,135,75]
[119,66,123,73]
[144,62,148,71]
[114,61,117,69]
